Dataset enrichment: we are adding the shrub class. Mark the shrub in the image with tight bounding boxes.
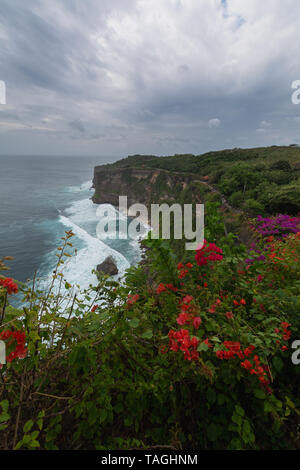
[243,199,265,216]
[0,216,299,450]
[270,161,292,172]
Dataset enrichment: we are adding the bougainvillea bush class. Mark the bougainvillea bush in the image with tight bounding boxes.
[0,214,299,450]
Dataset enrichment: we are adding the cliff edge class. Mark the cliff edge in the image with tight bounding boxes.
[92,165,207,209]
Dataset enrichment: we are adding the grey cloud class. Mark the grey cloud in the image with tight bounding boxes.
[0,0,300,156]
[69,119,85,133]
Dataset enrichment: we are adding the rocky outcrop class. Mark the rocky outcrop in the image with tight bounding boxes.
[97,256,118,276]
[92,165,201,209]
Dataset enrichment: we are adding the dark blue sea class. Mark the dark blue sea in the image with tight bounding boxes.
[0,155,142,295]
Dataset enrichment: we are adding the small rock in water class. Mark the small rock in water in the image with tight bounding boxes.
[96,256,118,276]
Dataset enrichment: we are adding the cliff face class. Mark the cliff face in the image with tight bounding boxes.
[92,165,202,208]
[92,163,251,244]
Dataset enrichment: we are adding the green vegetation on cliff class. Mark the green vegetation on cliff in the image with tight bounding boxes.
[105,146,300,215]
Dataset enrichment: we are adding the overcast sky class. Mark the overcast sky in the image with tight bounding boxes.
[1,0,300,157]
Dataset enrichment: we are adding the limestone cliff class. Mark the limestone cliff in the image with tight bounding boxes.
[92,165,208,209]
[91,163,250,244]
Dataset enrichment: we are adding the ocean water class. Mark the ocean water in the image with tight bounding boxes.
[0,155,142,295]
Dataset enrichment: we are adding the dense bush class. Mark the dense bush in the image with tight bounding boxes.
[270,160,292,172]
[0,212,299,450]
[243,199,265,216]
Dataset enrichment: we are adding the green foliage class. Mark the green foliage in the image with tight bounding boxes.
[265,181,300,214]
[105,146,300,216]
[270,160,292,171]
[0,218,299,450]
[243,199,265,216]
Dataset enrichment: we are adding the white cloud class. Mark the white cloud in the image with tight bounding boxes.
[261,120,272,128]
[208,118,221,128]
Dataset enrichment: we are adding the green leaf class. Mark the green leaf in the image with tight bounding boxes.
[128,318,140,329]
[272,356,284,373]
[114,403,124,414]
[206,388,216,405]
[99,409,108,424]
[30,440,40,448]
[23,420,34,433]
[241,420,255,444]
[37,419,43,431]
[207,423,222,442]
[23,434,31,445]
[141,329,153,339]
[0,400,9,413]
[31,431,39,440]
[254,388,266,399]
[0,412,9,423]
[285,396,295,409]
[235,405,245,417]
[232,413,242,427]
[217,394,227,406]
[14,440,23,450]
[197,343,209,352]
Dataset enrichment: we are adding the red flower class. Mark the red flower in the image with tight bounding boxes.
[182,295,193,304]
[203,338,212,348]
[191,337,199,349]
[216,350,224,359]
[177,312,189,326]
[0,277,19,295]
[0,330,12,341]
[156,283,166,294]
[224,341,241,353]
[159,345,168,355]
[241,360,252,370]
[178,269,188,279]
[193,317,202,329]
[127,294,139,305]
[195,240,223,267]
[0,329,27,365]
[165,283,178,292]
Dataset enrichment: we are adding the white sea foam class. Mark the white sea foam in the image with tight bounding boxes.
[38,193,150,301]
[66,180,92,193]
[57,214,130,290]
[65,197,100,226]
